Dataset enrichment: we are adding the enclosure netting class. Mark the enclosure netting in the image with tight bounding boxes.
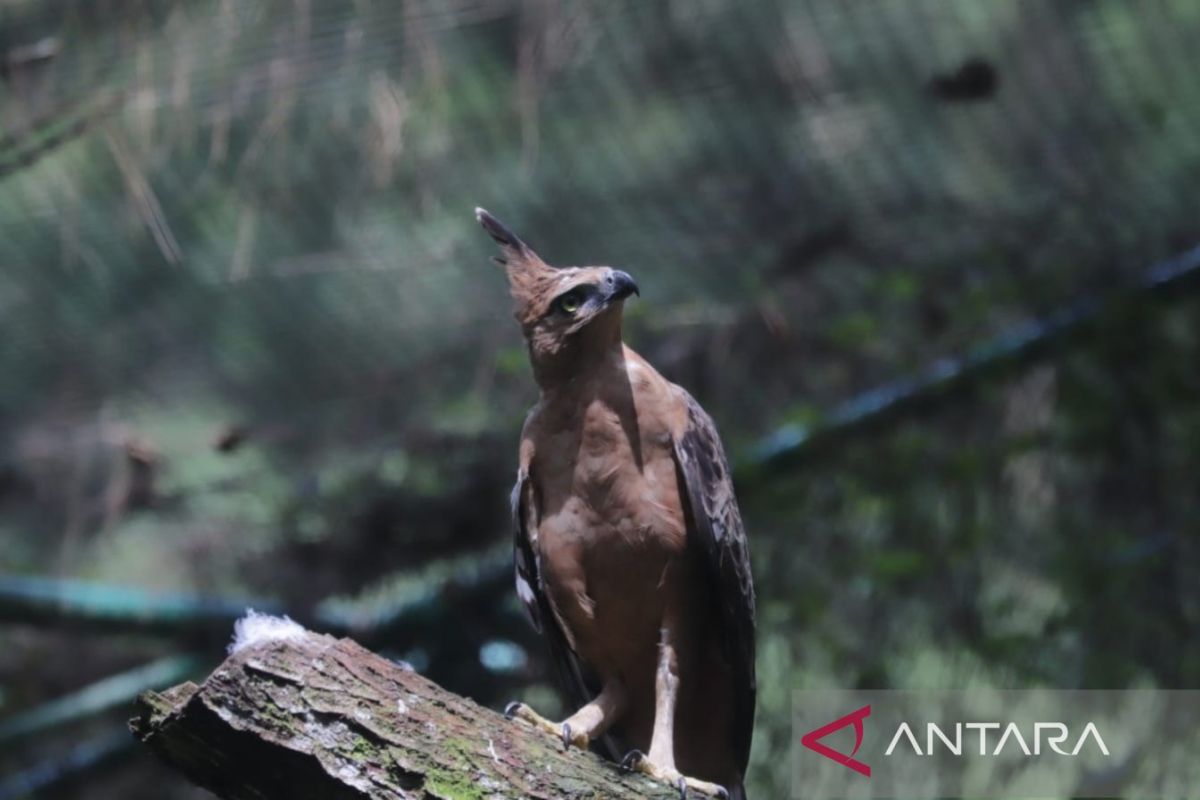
[1,3,1199,798]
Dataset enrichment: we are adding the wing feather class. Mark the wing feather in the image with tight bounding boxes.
[671,388,757,775]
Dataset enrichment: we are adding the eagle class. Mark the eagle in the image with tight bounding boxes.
[477,208,756,799]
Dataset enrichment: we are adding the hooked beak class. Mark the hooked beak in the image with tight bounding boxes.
[604,269,640,304]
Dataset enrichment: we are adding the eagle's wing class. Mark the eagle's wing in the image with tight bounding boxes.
[671,388,757,774]
[511,469,626,759]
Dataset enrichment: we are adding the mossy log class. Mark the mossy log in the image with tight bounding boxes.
[130,629,678,799]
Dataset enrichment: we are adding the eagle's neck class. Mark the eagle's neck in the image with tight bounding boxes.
[531,313,625,393]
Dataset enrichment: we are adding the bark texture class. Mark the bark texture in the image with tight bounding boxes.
[130,631,679,799]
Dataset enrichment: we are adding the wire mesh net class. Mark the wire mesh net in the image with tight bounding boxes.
[1,2,1199,798]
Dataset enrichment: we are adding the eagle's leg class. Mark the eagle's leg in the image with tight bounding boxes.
[505,679,625,750]
[621,626,729,799]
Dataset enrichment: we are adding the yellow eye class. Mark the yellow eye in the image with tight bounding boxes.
[557,292,581,314]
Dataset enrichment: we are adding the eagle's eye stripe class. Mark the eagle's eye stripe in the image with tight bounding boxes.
[552,285,596,315]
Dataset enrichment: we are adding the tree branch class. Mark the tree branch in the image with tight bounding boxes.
[741,240,1200,476]
[130,628,678,800]
[0,544,513,648]
[0,574,283,640]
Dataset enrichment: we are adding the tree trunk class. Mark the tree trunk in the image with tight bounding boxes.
[130,629,678,799]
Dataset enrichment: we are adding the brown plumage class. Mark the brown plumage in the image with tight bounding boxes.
[477,209,756,799]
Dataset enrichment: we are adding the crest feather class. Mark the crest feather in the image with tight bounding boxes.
[475,207,561,326]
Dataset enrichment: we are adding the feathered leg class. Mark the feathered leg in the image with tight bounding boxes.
[620,624,729,799]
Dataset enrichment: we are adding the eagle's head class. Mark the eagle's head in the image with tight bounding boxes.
[476,208,638,384]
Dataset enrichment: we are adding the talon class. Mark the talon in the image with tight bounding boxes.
[503,701,524,720]
[715,788,729,799]
[619,749,644,771]
[561,722,572,750]
[676,776,688,799]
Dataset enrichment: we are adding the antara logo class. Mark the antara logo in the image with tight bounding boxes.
[800,704,873,777]
[884,721,1110,757]
[801,706,1111,778]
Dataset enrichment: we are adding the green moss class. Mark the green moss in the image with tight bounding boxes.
[347,732,374,762]
[423,767,485,800]
[417,736,490,799]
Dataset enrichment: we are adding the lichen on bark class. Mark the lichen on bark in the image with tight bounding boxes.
[131,631,679,799]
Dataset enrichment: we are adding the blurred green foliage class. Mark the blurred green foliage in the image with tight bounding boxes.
[1,1,1199,797]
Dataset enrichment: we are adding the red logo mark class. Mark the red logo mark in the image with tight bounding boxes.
[801,704,872,777]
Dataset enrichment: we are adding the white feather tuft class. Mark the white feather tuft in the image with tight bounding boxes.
[228,609,308,655]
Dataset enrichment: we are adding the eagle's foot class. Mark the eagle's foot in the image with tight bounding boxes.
[502,702,589,750]
[618,749,729,799]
